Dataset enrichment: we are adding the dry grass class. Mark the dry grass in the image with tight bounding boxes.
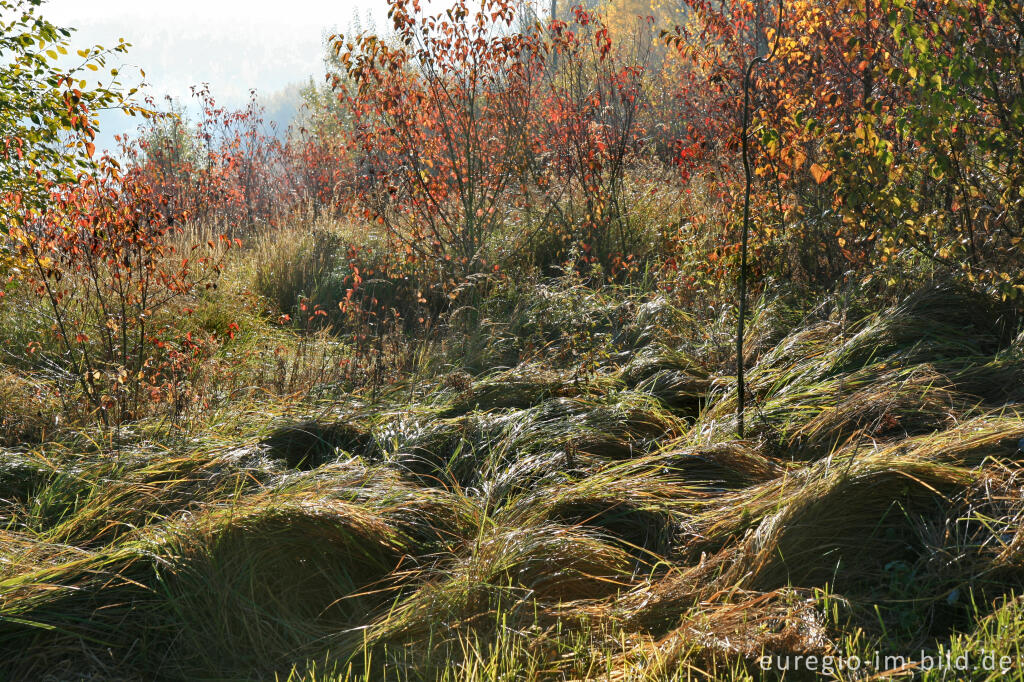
[1,271,1023,680]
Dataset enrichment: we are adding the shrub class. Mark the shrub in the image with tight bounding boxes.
[8,155,227,426]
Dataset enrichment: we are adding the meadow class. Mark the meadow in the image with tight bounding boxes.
[1,0,1023,679]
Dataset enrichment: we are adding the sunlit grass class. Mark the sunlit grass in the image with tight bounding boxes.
[2,232,1023,680]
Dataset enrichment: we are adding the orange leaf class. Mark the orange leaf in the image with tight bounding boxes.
[785,147,807,169]
[810,163,832,184]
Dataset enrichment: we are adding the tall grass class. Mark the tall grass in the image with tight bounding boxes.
[2,218,1023,680]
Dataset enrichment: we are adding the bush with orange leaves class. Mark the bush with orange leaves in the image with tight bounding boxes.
[8,151,232,427]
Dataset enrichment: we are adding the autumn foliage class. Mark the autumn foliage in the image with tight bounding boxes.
[10,150,229,425]
[3,0,1022,429]
[666,0,1024,295]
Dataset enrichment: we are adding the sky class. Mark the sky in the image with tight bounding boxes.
[41,0,388,151]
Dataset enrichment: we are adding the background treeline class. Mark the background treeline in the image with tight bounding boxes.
[4,0,1021,429]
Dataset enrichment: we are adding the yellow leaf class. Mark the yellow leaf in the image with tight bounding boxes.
[810,163,832,184]
[784,146,806,169]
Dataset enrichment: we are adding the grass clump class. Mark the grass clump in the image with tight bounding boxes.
[2,268,1024,680]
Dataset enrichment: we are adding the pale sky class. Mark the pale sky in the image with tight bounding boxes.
[41,0,388,150]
